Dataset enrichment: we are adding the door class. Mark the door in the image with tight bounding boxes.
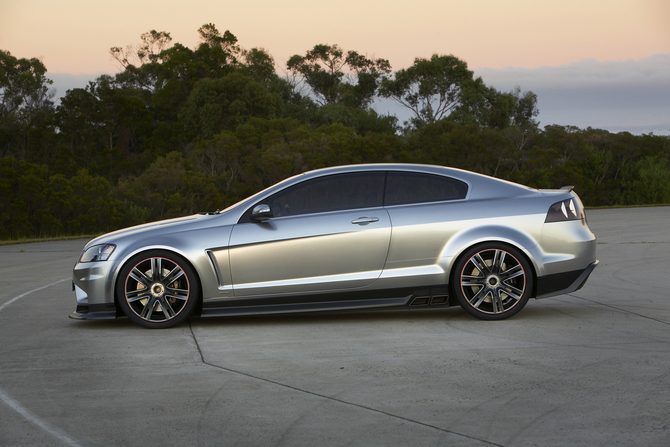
[228,172,391,297]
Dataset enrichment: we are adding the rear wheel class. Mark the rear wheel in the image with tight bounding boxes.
[117,250,200,329]
[453,243,533,320]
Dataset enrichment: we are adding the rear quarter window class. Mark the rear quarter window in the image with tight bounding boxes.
[384,172,468,206]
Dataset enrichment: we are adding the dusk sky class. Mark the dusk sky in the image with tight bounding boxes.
[2,0,669,133]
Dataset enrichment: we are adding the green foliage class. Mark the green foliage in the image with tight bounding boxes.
[180,73,282,139]
[287,44,391,108]
[1,50,55,159]
[379,54,476,127]
[0,157,124,239]
[1,27,669,241]
[114,151,221,221]
[619,156,670,205]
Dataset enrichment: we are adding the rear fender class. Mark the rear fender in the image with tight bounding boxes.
[442,225,541,280]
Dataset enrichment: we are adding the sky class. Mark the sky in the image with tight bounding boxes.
[2,0,669,134]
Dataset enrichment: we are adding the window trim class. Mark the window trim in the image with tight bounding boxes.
[238,170,471,223]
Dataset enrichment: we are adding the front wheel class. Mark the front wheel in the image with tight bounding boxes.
[117,250,200,329]
[452,244,533,320]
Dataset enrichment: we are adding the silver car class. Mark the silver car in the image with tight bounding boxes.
[70,164,598,329]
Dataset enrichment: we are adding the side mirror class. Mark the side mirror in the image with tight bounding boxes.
[250,204,273,222]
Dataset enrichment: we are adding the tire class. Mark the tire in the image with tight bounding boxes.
[452,243,533,320]
[117,250,200,329]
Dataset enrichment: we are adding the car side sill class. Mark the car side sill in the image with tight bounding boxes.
[200,297,411,318]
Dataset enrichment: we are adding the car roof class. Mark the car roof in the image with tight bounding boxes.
[223,163,537,219]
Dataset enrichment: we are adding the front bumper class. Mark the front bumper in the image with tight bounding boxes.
[69,303,119,320]
[70,258,120,320]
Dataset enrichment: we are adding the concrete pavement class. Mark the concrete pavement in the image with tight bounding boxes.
[1,207,669,446]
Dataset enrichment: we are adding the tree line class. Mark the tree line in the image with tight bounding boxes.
[1,24,669,240]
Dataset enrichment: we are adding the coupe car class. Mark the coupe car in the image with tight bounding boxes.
[70,164,598,328]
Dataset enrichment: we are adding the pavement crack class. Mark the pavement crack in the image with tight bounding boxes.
[186,320,504,447]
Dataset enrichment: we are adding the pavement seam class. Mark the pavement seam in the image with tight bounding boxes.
[568,294,670,326]
[187,320,505,447]
[0,278,69,313]
[0,279,83,447]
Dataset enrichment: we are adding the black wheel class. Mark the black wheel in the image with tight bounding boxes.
[117,250,200,329]
[452,243,533,320]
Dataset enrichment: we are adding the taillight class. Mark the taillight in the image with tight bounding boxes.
[545,198,584,223]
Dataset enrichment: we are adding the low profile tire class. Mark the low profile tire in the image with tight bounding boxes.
[452,243,533,320]
[117,250,200,329]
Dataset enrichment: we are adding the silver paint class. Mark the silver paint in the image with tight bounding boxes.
[71,163,597,319]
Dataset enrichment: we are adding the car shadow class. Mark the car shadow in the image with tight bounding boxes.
[66,300,595,330]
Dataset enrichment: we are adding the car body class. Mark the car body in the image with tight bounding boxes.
[70,164,598,328]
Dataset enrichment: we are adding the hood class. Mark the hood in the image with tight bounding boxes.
[84,212,236,249]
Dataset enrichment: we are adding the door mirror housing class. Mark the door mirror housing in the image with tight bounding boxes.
[250,204,273,222]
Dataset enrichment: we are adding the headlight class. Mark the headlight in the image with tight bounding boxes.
[545,198,584,223]
[80,244,116,262]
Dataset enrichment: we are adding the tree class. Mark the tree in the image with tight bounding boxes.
[114,151,220,220]
[379,54,476,127]
[240,47,276,84]
[110,30,173,70]
[448,80,513,129]
[0,50,55,157]
[287,44,391,108]
[197,23,240,60]
[511,86,539,130]
[180,73,282,139]
[619,156,670,205]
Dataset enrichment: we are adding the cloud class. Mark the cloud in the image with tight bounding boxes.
[474,53,670,134]
[48,73,102,101]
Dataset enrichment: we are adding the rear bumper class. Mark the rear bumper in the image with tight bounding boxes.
[535,260,599,299]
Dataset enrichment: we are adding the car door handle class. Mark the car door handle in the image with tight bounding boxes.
[351,217,379,225]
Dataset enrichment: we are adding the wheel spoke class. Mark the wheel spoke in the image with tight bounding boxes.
[151,258,162,281]
[163,266,184,285]
[126,289,148,302]
[462,273,484,279]
[165,293,188,302]
[462,279,485,287]
[140,297,157,319]
[473,254,490,274]
[470,287,490,309]
[158,297,176,318]
[492,250,503,273]
[503,287,523,300]
[500,264,523,281]
[491,289,504,313]
[166,286,189,294]
[131,268,151,286]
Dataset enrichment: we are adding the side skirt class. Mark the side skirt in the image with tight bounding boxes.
[201,297,409,317]
[200,286,452,318]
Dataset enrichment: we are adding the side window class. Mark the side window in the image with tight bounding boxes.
[247,172,386,220]
[384,172,467,206]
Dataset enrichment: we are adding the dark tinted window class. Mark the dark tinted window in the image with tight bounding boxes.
[257,172,386,218]
[384,172,467,206]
